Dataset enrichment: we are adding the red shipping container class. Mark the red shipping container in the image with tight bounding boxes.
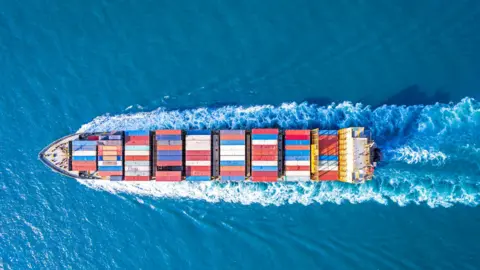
[318,135,338,141]
[252,150,277,156]
[285,135,310,140]
[124,176,150,181]
[220,171,245,176]
[125,140,150,145]
[318,171,338,181]
[126,156,150,161]
[220,134,245,140]
[185,170,211,176]
[251,171,277,177]
[157,145,182,151]
[252,145,277,151]
[185,150,211,156]
[285,166,310,171]
[252,155,277,161]
[126,135,150,140]
[186,155,211,161]
[87,136,99,140]
[156,171,182,177]
[156,176,182,181]
[186,166,211,171]
[156,130,181,135]
[285,130,310,135]
[251,177,277,182]
[157,161,182,166]
[97,171,122,176]
[285,145,310,150]
[251,129,278,134]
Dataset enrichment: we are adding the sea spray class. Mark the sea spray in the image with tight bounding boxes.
[78,98,480,207]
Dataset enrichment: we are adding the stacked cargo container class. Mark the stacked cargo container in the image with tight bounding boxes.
[155,130,183,181]
[220,130,246,181]
[71,139,97,171]
[97,134,123,181]
[284,130,311,181]
[185,131,211,181]
[124,131,151,181]
[251,129,278,182]
[318,130,339,180]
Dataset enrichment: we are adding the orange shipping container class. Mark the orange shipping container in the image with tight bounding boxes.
[220,134,245,140]
[285,130,310,135]
[220,166,245,172]
[126,156,150,161]
[285,166,310,171]
[157,145,182,151]
[156,130,182,135]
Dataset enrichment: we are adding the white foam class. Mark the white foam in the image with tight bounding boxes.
[77,97,480,208]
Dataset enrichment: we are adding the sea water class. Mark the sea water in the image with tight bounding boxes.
[1,0,480,269]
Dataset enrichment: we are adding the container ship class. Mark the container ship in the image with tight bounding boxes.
[39,127,380,183]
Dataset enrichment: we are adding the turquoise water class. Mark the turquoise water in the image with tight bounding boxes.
[1,0,480,269]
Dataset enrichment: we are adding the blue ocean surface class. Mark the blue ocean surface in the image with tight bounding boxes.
[1,0,480,269]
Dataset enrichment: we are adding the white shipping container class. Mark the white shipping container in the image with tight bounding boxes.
[186,161,211,166]
[220,156,245,161]
[72,151,97,156]
[125,171,150,176]
[124,150,150,156]
[285,160,310,166]
[125,166,150,172]
[98,161,122,166]
[220,150,245,156]
[319,165,339,171]
[186,140,211,146]
[285,171,310,176]
[220,145,245,151]
[125,161,150,166]
[319,161,338,166]
[185,135,211,141]
[252,140,278,145]
[251,161,277,166]
[185,145,211,151]
[285,176,310,181]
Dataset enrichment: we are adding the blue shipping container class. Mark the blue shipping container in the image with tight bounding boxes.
[72,140,97,146]
[72,156,96,161]
[319,130,338,135]
[125,130,150,136]
[285,156,310,161]
[110,176,123,181]
[157,155,182,161]
[156,140,182,145]
[251,134,278,140]
[156,135,182,141]
[220,140,245,145]
[319,156,338,161]
[285,140,310,145]
[252,166,277,171]
[72,145,97,151]
[98,166,122,171]
[185,176,211,181]
[186,130,211,135]
[157,150,182,156]
[220,130,245,134]
[220,160,245,166]
[221,176,245,181]
[285,150,310,156]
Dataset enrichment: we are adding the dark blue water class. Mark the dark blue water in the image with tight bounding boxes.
[1,0,480,269]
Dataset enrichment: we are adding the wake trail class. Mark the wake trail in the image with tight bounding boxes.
[78,98,480,207]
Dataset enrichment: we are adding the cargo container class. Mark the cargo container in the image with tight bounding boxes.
[41,127,377,183]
